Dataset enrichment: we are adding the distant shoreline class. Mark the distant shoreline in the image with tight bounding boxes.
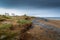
[44,17,60,20]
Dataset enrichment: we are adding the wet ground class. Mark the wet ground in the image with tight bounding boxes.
[25,18,60,40]
[32,18,60,33]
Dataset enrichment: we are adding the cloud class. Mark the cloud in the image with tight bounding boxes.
[0,0,60,8]
[0,7,60,17]
[27,8,60,17]
[0,8,26,15]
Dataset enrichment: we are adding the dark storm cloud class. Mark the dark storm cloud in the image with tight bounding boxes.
[0,0,60,8]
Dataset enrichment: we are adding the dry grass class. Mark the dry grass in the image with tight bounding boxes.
[0,15,32,40]
[0,15,60,40]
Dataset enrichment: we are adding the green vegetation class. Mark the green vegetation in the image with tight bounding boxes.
[17,19,32,24]
[0,15,33,40]
[0,30,19,40]
[0,15,11,21]
[0,23,20,40]
[0,24,12,29]
[2,15,11,19]
[0,17,5,21]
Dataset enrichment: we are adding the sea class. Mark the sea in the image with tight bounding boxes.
[44,17,60,20]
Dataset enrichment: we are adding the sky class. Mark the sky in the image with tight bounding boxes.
[0,0,60,17]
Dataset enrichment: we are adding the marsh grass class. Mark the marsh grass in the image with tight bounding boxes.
[0,15,11,21]
[2,15,11,19]
[17,19,32,24]
[0,24,12,29]
[0,23,19,40]
[0,15,32,40]
[0,30,19,40]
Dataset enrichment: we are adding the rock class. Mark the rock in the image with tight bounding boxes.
[0,35,7,39]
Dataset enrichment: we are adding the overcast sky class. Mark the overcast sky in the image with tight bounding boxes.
[0,0,60,17]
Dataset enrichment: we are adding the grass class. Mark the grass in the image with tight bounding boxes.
[0,19,32,40]
[0,24,12,29]
[0,15,11,21]
[0,17,5,21]
[2,15,11,19]
[0,30,19,40]
[0,23,19,40]
[17,19,32,24]
[0,15,33,40]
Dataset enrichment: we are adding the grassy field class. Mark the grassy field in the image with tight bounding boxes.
[0,15,32,40]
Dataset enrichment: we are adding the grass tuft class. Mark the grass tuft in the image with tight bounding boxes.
[0,24,12,29]
[17,19,31,24]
